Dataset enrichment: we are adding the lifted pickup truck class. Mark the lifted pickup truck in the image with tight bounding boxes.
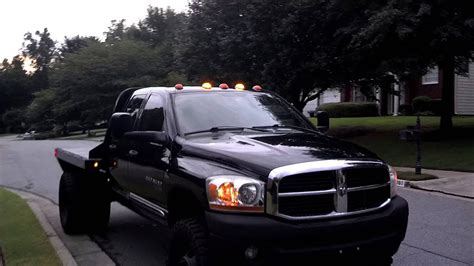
[55,84,408,265]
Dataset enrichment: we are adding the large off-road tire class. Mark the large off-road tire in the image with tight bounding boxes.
[59,172,110,234]
[167,218,209,266]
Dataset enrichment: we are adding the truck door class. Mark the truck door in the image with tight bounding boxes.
[128,93,169,205]
[110,94,146,191]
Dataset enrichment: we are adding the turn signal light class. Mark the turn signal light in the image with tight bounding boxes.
[214,182,239,206]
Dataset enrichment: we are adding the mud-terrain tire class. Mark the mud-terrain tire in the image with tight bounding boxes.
[167,218,209,266]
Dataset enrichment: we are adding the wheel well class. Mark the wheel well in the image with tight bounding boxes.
[167,188,204,227]
[58,160,84,174]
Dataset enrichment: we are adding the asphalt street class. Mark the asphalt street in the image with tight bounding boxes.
[0,135,472,265]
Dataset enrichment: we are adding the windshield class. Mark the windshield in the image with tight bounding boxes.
[172,91,312,135]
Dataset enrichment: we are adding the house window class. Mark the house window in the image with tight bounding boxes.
[422,67,439,85]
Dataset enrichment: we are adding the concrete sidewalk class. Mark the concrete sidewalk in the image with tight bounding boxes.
[395,167,474,199]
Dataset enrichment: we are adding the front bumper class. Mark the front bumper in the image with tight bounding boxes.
[205,196,408,261]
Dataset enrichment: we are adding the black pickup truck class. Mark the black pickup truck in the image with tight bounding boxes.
[55,84,408,265]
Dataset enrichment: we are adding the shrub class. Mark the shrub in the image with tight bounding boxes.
[412,96,442,115]
[399,104,413,115]
[316,102,379,118]
[412,96,431,113]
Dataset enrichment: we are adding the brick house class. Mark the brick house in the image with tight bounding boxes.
[402,63,474,115]
[303,63,474,116]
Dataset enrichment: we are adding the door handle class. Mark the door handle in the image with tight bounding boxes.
[150,142,163,148]
[128,150,139,157]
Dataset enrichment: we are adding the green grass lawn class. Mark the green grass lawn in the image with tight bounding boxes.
[311,116,474,172]
[397,171,438,181]
[325,116,474,131]
[0,188,61,266]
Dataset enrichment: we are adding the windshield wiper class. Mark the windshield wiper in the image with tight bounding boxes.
[252,124,319,134]
[185,126,268,136]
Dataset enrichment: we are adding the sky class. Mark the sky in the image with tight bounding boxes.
[0,0,188,61]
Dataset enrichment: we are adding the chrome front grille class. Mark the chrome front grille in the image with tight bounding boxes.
[266,160,391,220]
[278,171,335,192]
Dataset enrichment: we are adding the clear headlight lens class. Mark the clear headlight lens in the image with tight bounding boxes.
[388,165,398,197]
[206,176,264,213]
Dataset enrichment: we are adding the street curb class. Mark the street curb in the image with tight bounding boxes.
[407,183,474,200]
[397,180,474,200]
[4,188,77,266]
[27,200,78,266]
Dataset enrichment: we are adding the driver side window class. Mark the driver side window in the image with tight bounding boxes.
[139,94,165,132]
[125,94,146,126]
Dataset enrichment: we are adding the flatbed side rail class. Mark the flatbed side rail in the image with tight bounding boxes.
[55,148,105,172]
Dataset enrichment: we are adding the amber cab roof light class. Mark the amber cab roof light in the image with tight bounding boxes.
[202,82,212,90]
[235,83,245,91]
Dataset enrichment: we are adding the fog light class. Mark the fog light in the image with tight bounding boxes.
[245,246,258,260]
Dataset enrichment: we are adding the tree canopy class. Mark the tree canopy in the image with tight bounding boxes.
[1,0,472,133]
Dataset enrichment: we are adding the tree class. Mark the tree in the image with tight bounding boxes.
[135,7,188,80]
[22,28,57,90]
[59,36,100,57]
[47,40,168,125]
[0,56,33,114]
[184,0,343,110]
[2,108,26,133]
[334,0,474,128]
[25,88,56,125]
[104,20,127,43]
[138,7,187,47]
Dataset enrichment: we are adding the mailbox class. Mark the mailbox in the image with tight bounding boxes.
[400,126,421,141]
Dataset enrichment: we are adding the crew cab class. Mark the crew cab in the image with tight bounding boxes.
[55,83,408,265]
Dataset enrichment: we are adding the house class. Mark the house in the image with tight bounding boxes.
[302,89,341,116]
[302,63,474,116]
[402,63,474,115]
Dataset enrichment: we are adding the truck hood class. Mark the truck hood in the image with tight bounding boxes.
[178,132,380,178]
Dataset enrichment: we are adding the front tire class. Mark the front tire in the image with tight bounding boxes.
[59,172,110,234]
[167,218,209,266]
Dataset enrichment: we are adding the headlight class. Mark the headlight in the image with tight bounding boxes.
[388,165,398,197]
[206,176,264,213]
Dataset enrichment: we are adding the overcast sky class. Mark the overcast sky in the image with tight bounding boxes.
[0,0,188,61]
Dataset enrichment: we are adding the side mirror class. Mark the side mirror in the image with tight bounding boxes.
[110,112,132,140]
[316,111,329,133]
